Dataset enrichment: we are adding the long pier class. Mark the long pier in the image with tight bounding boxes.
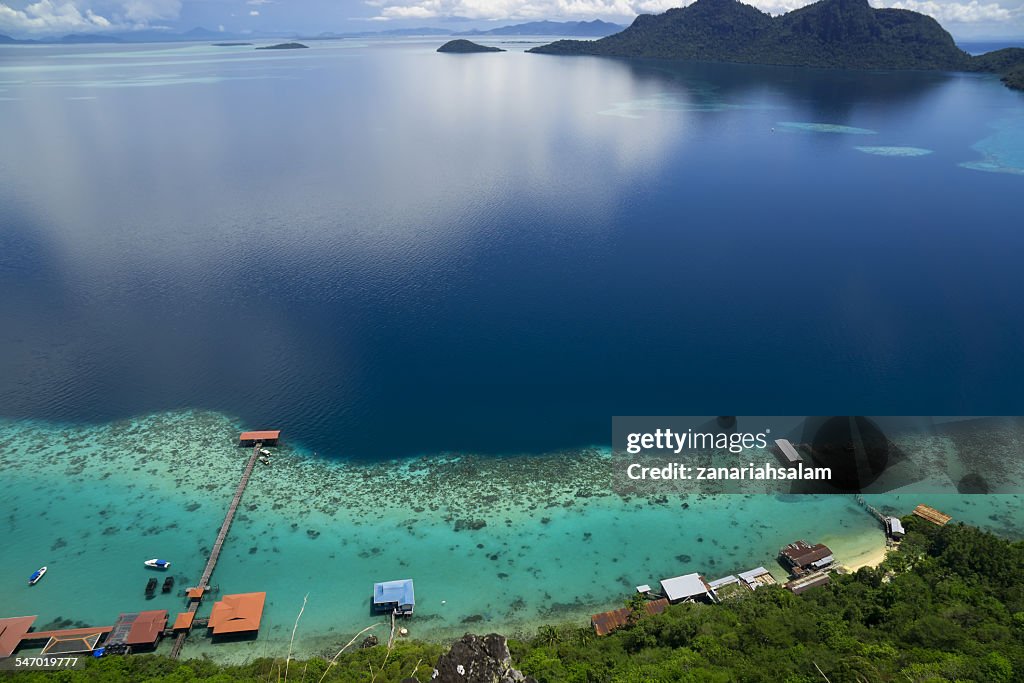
[855,494,887,526]
[169,442,263,659]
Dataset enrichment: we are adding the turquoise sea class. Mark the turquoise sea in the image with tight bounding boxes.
[3,411,1023,662]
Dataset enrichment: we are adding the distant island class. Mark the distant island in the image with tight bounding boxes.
[212,42,253,47]
[255,42,309,50]
[528,0,1024,91]
[0,20,626,45]
[437,39,505,54]
[455,20,623,37]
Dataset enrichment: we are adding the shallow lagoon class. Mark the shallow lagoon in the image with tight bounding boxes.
[3,412,1022,662]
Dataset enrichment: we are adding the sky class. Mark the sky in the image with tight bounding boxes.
[1,0,1022,40]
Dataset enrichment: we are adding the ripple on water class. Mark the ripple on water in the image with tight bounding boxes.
[599,92,767,118]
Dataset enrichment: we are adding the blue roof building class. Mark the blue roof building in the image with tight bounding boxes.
[372,579,415,615]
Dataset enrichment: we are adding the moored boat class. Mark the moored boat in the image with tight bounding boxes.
[144,558,171,569]
[28,566,47,585]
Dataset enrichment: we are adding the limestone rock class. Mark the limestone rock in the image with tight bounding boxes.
[429,633,536,683]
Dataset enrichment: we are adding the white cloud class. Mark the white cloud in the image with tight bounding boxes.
[0,0,111,32]
[0,0,183,33]
[120,0,180,23]
[365,0,1022,23]
[872,0,1016,22]
[249,8,258,15]
[369,0,651,21]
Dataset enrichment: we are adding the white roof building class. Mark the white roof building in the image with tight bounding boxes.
[738,567,773,589]
[660,573,710,603]
[707,575,739,590]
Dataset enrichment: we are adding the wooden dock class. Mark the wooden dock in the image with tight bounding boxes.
[913,504,952,526]
[169,442,263,659]
[855,494,887,526]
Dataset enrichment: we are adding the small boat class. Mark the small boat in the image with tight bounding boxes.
[260,448,271,455]
[162,576,175,593]
[145,578,158,595]
[28,566,47,586]
[144,558,171,569]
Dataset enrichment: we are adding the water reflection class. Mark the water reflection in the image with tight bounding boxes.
[0,42,1021,459]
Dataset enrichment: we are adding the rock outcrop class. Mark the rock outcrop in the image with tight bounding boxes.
[421,633,536,683]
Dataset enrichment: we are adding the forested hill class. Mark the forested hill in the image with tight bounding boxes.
[529,0,970,70]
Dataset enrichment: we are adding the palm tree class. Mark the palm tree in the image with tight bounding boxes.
[536,625,561,647]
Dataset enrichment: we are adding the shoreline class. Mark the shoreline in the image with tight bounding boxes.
[2,410,1024,664]
[838,543,888,572]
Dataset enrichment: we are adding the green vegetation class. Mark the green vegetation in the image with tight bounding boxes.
[969,48,1024,91]
[528,0,970,70]
[528,0,1024,92]
[1005,66,1024,92]
[10,520,1023,681]
[437,39,505,53]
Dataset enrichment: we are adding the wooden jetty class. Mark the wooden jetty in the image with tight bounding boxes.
[169,440,264,659]
[913,504,952,526]
[855,494,886,525]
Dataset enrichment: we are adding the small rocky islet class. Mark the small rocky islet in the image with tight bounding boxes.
[437,39,505,54]
[255,42,309,50]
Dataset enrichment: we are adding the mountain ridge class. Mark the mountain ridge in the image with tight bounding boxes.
[530,0,970,70]
[527,0,1024,90]
[455,20,624,37]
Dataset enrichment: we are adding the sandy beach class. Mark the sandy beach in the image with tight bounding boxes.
[839,543,889,572]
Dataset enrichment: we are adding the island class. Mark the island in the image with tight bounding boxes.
[528,0,1024,91]
[255,42,309,50]
[970,47,1024,91]
[437,39,505,53]
[212,42,253,47]
[1007,68,1024,91]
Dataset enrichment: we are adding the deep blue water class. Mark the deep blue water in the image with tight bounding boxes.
[1,39,1023,459]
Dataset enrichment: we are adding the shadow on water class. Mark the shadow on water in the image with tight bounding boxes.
[1,45,1021,462]
[611,56,954,119]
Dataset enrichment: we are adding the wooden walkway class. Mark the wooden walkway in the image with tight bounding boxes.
[855,494,887,526]
[169,443,263,659]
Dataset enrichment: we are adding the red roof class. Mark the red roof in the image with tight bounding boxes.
[780,541,833,567]
[239,430,280,441]
[20,625,113,640]
[172,612,195,631]
[208,592,266,634]
[0,616,37,658]
[591,598,669,636]
[126,610,167,646]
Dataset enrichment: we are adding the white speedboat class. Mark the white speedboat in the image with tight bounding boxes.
[144,558,171,569]
[28,566,47,585]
